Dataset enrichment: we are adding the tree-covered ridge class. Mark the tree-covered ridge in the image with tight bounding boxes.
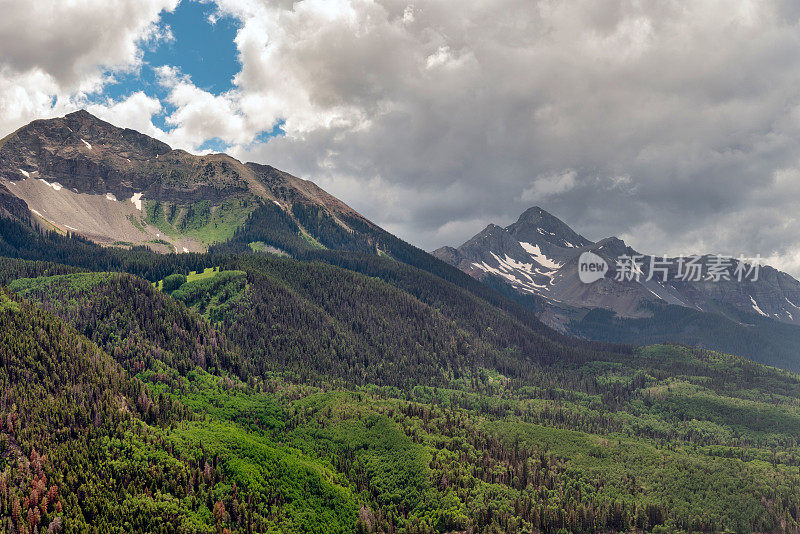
[9,257,605,390]
[2,254,800,530]
[8,272,242,378]
[154,255,624,388]
[3,227,800,531]
[0,289,141,451]
[0,290,193,532]
[0,287,374,533]
[226,254,628,381]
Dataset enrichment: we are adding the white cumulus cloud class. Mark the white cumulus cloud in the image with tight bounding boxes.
[0,0,178,135]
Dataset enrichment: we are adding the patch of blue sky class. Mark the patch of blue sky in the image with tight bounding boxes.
[88,0,283,148]
[148,0,241,94]
[195,137,230,153]
[255,120,287,142]
[96,0,240,132]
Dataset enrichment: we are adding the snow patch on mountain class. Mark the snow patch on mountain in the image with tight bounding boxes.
[39,179,62,191]
[490,252,534,273]
[130,193,143,211]
[473,259,524,286]
[81,139,92,150]
[519,242,562,269]
[645,286,665,300]
[471,254,549,292]
[750,296,769,317]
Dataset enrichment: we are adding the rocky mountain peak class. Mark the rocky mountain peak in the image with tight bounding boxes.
[478,223,506,235]
[506,206,593,249]
[0,111,371,254]
[461,223,522,254]
[65,109,97,120]
[0,110,172,184]
[63,109,106,127]
[590,236,635,259]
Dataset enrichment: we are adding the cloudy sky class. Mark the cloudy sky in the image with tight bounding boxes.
[3,0,800,272]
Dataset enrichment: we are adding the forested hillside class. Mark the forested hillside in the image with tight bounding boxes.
[0,230,800,532]
[570,304,800,372]
[0,286,366,533]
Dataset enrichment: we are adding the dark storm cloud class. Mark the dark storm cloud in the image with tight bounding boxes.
[216,1,800,272]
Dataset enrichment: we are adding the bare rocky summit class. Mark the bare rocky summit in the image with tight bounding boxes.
[0,110,370,252]
[434,206,800,328]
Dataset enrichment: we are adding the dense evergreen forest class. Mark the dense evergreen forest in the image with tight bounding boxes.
[2,218,800,532]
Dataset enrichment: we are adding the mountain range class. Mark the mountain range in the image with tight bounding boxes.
[3,111,800,372]
[3,111,800,371]
[433,207,800,370]
[1,111,800,531]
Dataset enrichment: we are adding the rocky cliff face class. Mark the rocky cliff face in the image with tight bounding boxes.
[0,110,171,197]
[0,182,29,222]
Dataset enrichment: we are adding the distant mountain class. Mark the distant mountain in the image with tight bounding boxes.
[434,206,800,369]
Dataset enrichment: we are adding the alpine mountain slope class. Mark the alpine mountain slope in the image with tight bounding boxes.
[434,206,800,371]
[0,110,381,254]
